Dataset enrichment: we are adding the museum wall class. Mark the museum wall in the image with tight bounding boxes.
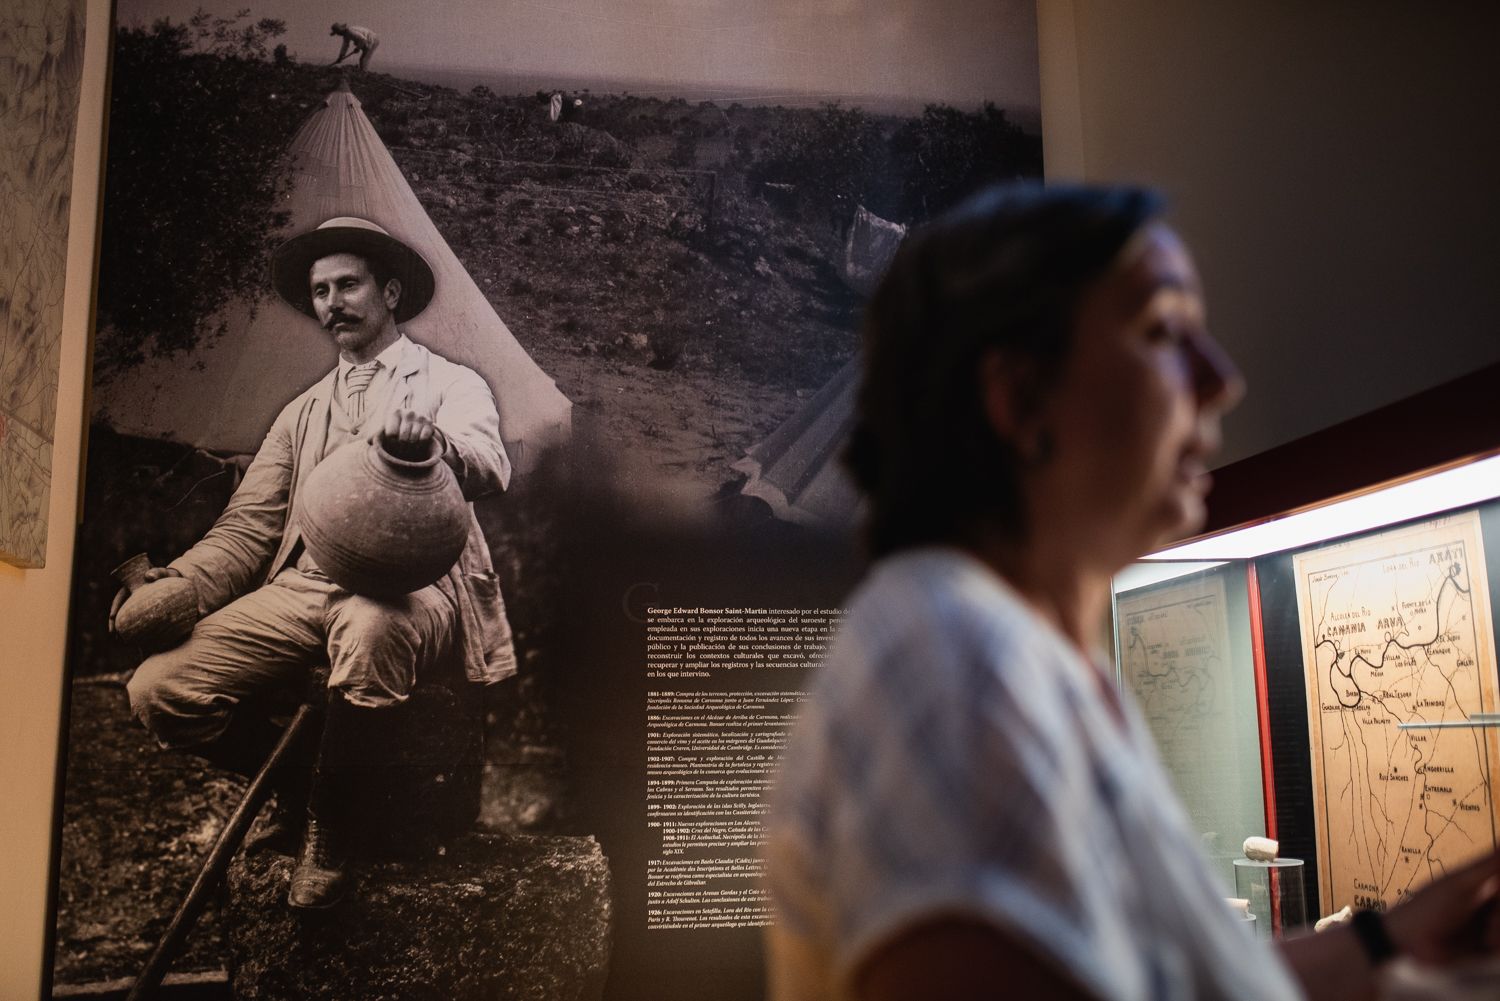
[1043,0,1500,467]
[3,1,1498,996]
[0,0,109,995]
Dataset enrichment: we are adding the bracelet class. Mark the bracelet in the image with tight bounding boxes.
[1350,908,1398,967]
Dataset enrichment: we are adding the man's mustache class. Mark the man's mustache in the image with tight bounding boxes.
[324,311,361,330]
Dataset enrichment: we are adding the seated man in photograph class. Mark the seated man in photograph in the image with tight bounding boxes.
[121,217,516,909]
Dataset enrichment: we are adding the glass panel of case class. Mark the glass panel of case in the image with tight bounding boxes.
[1111,478,1500,927]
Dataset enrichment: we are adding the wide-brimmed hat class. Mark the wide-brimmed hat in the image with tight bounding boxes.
[271,217,435,323]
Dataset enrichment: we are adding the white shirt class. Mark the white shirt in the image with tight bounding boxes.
[335,333,409,416]
[764,548,1303,1001]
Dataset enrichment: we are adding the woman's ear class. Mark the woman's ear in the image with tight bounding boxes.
[979,347,1052,467]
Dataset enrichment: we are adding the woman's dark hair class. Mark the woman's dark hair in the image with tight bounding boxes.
[846,183,1166,557]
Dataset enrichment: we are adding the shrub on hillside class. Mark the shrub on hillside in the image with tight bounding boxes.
[745,103,890,234]
[94,11,299,373]
[746,100,1042,232]
[889,102,1044,221]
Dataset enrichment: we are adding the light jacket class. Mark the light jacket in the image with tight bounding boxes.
[169,337,518,684]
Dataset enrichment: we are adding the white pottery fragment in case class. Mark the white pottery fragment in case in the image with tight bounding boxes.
[1314,905,1352,932]
[1243,836,1279,861]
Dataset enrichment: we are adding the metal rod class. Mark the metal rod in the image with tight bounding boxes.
[1396,719,1500,730]
[125,704,318,1001]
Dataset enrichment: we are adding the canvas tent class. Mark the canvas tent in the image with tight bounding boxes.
[841,204,906,296]
[738,204,904,528]
[97,81,571,469]
[733,355,862,530]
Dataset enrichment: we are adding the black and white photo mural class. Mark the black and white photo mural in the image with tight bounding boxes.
[50,2,1042,997]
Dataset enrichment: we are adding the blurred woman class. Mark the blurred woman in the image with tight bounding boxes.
[764,185,1500,1001]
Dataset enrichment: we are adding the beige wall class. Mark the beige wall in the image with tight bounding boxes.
[1040,0,1500,467]
[0,0,108,995]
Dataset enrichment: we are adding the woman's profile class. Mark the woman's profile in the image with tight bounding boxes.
[764,185,1500,1001]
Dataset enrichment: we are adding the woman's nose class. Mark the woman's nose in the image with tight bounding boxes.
[1189,332,1245,414]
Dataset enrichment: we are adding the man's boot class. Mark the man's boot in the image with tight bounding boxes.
[287,806,350,910]
[287,690,395,910]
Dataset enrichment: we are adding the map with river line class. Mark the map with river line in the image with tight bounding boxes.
[1116,569,1266,872]
[1118,574,1234,833]
[1295,511,1500,913]
[0,0,86,567]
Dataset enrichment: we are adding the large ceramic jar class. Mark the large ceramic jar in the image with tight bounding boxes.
[299,432,470,597]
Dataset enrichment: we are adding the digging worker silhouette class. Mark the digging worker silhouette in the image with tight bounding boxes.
[330,22,378,71]
[118,217,517,910]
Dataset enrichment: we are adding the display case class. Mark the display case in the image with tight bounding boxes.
[1234,857,1307,939]
[1111,448,1500,934]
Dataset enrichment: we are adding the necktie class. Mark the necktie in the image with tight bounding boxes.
[345,361,380,420]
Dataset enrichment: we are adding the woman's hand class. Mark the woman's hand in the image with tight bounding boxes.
[1281,851,1500,1001]
[1385,850,1500,964]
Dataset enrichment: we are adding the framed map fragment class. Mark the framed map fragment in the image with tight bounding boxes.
[0,0,87,567]
[1116,567,1266,879]
[1295,511,1500,913]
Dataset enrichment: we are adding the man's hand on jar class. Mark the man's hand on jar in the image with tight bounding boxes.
[108,565,182,635]
[383,408,455,470]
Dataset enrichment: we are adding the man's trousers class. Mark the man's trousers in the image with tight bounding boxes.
[127,567,456,750]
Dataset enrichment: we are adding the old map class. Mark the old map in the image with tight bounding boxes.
[1295,511,1500,912]
[0,0,85,566]
[1117,570,1263,859]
